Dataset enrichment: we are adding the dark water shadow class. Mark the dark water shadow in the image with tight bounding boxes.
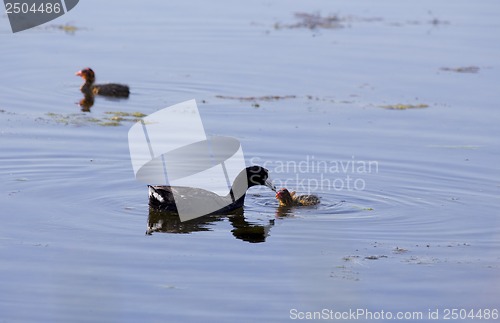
[146,208,275,243]
[77,93,129,112]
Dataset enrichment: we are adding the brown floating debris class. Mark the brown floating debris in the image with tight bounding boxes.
[380,104,429,110]
[216,95,296,101]
[440,66,480,73]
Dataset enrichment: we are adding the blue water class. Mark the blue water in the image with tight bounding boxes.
[1,0,499,322]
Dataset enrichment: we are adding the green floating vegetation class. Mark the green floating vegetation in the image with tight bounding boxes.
[58,24,78,33]
[353,205,374,211]
[380,104,429,110]
[45,111,146,127]
[46,23,82,34]
[99,121,121,127]
[104,111,147,118]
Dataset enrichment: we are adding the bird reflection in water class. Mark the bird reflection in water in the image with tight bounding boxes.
[78,93,95,111]
[147,208,275,243]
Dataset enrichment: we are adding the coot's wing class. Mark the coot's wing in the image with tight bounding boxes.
[149,186,242,214]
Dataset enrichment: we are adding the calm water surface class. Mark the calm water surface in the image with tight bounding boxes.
[1,0,499,322]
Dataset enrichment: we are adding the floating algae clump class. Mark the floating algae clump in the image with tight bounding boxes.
[380,104,429,110]
[45,111,147,126]
[440,66,480,74]
[104,111,146,118]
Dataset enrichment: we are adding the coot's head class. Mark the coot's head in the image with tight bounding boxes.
[246,165,276,191]
[75,68,95,83]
